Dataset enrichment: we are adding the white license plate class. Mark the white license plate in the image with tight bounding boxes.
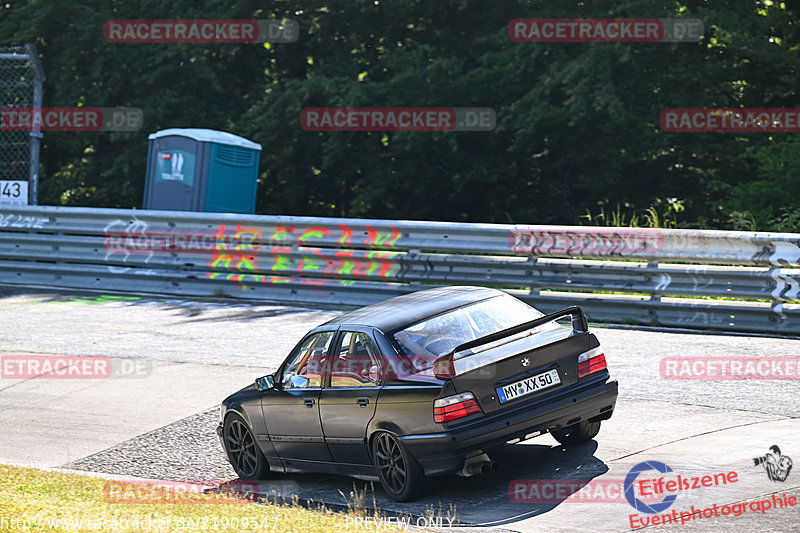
[497,368,560,403]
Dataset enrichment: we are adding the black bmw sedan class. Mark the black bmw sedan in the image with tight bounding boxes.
[217,286,618,501]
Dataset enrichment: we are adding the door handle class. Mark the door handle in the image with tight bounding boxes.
[304,398,315,408]
[356,397,369,407]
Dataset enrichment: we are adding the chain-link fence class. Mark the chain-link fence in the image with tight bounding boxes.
[0,44,44,204]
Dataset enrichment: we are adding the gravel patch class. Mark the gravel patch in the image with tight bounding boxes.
[65,408,236,482]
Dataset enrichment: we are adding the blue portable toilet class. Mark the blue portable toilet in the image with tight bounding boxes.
[143,128,261,214]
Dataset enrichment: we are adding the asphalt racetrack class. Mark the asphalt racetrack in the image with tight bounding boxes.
[0,286,798,532]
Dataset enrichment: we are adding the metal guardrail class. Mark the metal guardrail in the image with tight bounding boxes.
[0,205,798,335]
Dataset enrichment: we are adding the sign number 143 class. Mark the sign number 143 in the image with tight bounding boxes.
[0,180,28,204]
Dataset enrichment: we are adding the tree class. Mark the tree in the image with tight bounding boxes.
[1,0,798,230]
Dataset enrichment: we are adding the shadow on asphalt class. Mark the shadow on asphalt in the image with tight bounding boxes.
[0,285,348,321]
[219,440,608,528]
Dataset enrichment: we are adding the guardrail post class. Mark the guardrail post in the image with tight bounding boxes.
[26,43,45,205]
[526,256,539,296]
[647,261,661,302]
[407,249,423,286]
[767,267,796,325]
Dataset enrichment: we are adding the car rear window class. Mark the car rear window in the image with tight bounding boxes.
[392,294,546,369]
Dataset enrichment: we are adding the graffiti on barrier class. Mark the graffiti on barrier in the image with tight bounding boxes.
[101,220,403,288]
[103,217,156,275]
[750,238,800,267]
[0,213,49,229]
[207,223,403,289]
[509,228,664,256]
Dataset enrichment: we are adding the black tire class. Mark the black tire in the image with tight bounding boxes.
[372,432,426,502]
[551,420,601,446]
[223,413,270,480]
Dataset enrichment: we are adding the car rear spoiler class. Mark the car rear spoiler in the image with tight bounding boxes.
[432,306,589,379]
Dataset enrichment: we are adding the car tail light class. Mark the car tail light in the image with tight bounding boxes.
[578,347,607,378]
[434,392,482,423]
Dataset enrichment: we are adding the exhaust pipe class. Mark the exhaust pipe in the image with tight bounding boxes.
[458,453,502,477]
[464,461,491,476]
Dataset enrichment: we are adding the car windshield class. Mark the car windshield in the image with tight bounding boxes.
[392,295,546,369]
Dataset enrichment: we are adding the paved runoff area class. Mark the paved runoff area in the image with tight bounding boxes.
[0,285,798,532]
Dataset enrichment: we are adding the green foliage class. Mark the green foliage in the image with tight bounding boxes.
[1,0,798,231]
[770,209,800,233]
[581,198,684,228]
[721,135,800,230]
[727,210,759,231]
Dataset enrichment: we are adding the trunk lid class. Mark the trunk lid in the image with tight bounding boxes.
[433,306,600,413]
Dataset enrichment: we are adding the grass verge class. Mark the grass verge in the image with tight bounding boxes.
[0,464,361,532]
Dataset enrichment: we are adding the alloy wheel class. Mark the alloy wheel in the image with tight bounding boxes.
[374,433,407,494]
[226,418,259,478]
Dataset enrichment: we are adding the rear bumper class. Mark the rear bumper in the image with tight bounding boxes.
[399,377,618,476]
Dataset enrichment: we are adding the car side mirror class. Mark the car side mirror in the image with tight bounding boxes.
[255,374,275,392]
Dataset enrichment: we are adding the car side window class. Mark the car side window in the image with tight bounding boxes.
[330,331,382,388]
[281,331,334,389]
